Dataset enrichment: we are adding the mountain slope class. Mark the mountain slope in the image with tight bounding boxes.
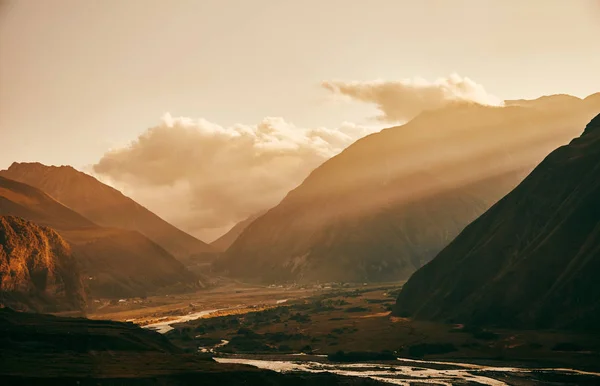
[0,163,214,261]
[217,95,600,284]
[0,176,197,298]
[0,176,95,230]
[394,113,600,331]
[211,210,267,252]
[0,216,86,312]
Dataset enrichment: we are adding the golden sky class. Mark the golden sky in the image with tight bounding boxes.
[1,0,599,240]
[1,0,599,170]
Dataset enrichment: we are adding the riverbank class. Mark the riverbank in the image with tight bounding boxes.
[214,354,600,386]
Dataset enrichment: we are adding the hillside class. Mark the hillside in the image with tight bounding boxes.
[217,95,600,284]
[0,176,95,230]
[211,210,267,252]
[0,308,382,385]
[0,216,86,312]
[394,113,600,331]
[0,176,197,299]
[0,163,214,262]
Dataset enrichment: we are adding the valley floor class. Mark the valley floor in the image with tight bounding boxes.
[16,281,600,385]
[85,279,345,325]
[150,283,600,374]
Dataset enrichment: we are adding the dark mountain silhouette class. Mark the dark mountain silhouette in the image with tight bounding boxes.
[0,176,197,299]
[211,210,268,252]
[217,95,600,284]
[0,162,214,262]
[0,216,86,312]
[394,113,600,331]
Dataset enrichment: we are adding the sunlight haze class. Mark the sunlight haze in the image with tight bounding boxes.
[1,0,599,239]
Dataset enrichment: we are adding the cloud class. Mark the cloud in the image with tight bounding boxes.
[93,114,377,240]
[322,73,503,122]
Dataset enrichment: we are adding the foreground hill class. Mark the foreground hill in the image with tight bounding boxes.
[0,176,197,299]
[394,113,600,331]
[217,95,600,284]
[0,162,214,262]
[0,308,382,385]
[0,216,85,312]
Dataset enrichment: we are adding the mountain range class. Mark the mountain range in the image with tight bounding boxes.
[394,113,600,331]
[0,176,197,299]
[0,162,214,263]
[216,94,600,284]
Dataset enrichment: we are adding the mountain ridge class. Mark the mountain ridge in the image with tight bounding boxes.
[0,162,214,262]
[217,96,600,284]
[393,113,600,331]
[0,176,198,299]
[211,210,268,252]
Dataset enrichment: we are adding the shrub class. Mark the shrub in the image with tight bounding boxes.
[552,342,583,352]
[345,306,368,313]
[472,331,500,341]
[289,313,311,323]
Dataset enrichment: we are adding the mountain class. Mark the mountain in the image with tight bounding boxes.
[0,176,197,299]
[0,175,95,229]
[394,113,600,331]
[0,163,214,262]
[211,210,268,252]
[0,216,86,312]
[216,95,600,284]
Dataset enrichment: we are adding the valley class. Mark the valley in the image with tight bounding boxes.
[3,5,600,383]
[25,281,595,385]
[148,284,600,374]
[4,113,600,384]
[86,280,327,328]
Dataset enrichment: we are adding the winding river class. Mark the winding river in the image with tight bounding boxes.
[214,356,600,385]
[143,308,227,333]
[140,307,600,384]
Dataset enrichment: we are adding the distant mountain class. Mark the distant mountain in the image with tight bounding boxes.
[216,94,600,284]
[0,176,197,298]
[394,113,600,331]
[211,210,268,252]
[0,215,86,312]
[0,163,214,262]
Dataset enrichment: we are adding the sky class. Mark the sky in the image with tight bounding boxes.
[1,0,600,240]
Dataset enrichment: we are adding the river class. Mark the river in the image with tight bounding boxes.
[141,307,600,384]
[143,308,226,333]
[141,299,291,334]
[214,356,600,385]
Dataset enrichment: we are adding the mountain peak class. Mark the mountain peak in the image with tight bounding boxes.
[9,161,77,172]
[503,93,583,109]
